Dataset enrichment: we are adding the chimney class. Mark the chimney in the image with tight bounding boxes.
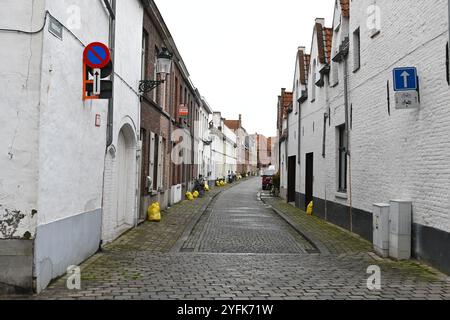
[239,114,242,127]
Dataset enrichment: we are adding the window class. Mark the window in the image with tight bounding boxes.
[353,28,361,72]
[338,125,347,192]
[141,31,149,80]
[446,43,449,85]
[158,138,165,190]
[148,132,167,192]
[150,133,159,191]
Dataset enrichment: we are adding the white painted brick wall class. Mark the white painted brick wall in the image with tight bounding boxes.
[295,0,450,234]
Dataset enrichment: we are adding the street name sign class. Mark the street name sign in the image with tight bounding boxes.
[393,67,418,91]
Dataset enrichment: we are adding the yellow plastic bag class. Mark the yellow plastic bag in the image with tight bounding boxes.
[186,192,194,201]
[193,191,199,198]
[216,181,221,187]
[148,203,161,222]
[204,184,210,192]
[306,201,314,216]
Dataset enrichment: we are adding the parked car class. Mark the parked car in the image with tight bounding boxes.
[261,166,276,190]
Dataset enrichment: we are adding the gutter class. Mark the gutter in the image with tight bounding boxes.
[106,0,116,147]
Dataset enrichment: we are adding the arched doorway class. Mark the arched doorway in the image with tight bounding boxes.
[116,130,128,226]
[101,121,138,244]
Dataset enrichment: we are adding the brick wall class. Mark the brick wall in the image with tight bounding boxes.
[290,0,450,273]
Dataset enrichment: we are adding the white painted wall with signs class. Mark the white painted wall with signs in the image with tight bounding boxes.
[295,0,450,243]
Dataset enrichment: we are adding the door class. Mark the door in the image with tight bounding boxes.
[305,153,314,209]
[287,156,296,203]
[116,130,128,227]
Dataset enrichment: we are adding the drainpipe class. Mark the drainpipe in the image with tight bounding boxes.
[99,0,116,250]
[342,44,353,233]
[106,0,116,147]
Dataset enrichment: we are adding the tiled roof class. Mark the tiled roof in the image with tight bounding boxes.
[340,0,350,18]
[224,120,240,130]
[283,91,293,108]
[299,51,311,85]
[316,23,326,65]
[305,54,311,74]
[325,28,333,63]
[316,23,333,65]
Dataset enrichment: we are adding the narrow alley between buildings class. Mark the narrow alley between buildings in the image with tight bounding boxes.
[27,179,450,300]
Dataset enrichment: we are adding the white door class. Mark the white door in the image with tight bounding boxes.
[116,130,128,227]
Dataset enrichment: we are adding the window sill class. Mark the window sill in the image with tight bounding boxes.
[330,82,339,88]
[335,192,348,200]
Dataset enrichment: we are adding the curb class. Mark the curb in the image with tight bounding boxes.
[258,193,330,255]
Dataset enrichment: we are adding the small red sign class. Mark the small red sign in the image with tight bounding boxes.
[95,114,101,127]
[179,104,189,118]
[84,42,111,69]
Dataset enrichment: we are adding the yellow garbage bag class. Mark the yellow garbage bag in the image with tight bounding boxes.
[220,181,225,186]
[204,184,210,192]
[193,191,199,198]
[148,203,161,222]
[186,192,194,201]
[216,181,221,187]
[306,201,314,215]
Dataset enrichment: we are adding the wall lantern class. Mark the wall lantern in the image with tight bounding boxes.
[139,47,173,94]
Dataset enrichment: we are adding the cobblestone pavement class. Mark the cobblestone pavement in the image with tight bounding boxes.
[15,178,450,300]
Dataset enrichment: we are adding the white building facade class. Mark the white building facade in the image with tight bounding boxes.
[0,0,143,293]
[209,112,237,182]
[286,0,450,274]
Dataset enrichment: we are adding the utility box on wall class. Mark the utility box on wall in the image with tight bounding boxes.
[373,203,390,257]
[389,200,412,260]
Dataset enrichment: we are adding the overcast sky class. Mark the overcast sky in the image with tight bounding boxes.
[155,0,335,137]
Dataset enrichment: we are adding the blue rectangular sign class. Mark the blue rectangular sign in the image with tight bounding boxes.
[393,67,418,91]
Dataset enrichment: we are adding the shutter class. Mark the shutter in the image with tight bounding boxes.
[149,132,155,191]
[157,136,163,189]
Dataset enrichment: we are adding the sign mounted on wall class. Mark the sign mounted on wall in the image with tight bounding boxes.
[179,104,189,118]
[83,42,113,100]
[393,67,418,91]
[84,42,111,69]
[395,91,420,110]
[393,67,420,110]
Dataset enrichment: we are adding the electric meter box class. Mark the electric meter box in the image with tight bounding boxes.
[389,200,412,260]
[373,203,390,257]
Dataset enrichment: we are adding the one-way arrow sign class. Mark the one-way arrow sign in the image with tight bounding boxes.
[93,68,101,95]
[393,67,418,91]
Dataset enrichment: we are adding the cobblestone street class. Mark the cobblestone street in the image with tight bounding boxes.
[20,178,450,300]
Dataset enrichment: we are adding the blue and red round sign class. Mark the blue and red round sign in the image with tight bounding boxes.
[83,42,111,69]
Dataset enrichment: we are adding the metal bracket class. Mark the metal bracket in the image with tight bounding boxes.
[139,80,165,94]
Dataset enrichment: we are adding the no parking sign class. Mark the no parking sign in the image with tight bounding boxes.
[83,42,111,69]
[83,42,113,100]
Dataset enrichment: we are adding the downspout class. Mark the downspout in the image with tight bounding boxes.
[297,98,302,208]
[100,0,116,249]
[342,46,352,233]
[106,0,116,147]
[324,71,330,221]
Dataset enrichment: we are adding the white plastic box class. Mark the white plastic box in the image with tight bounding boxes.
[389,200,412,260]
[373,203,390,257]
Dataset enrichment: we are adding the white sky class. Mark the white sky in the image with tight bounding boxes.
[155,0,335,137]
